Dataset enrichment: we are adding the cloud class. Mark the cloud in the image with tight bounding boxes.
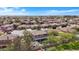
[33,9,79,16]
[0,7,28,16]
[24,9,79,16]
[0,7,79,16]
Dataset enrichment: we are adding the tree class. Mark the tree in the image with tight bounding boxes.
[5,37,21,51]
[20,30,33,51]
[47,47,57,51]
[58,32,76,41]
[0,32,5,36]
[45,30,61,45]
[75,27,79,32]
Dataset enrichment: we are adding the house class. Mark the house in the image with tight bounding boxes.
[11,29,48,41]
[40,24,49,28]
[30,24,39,29]
[17,25,27,30]
[56,26,76,33]
[49,23,59,29]
[11,30,24,37]
[60,22,68,27]
[20,20,30,25]
[0,34,19,48]
[30,30,48,41]
[30,20,37,24]
[1,24,14,32]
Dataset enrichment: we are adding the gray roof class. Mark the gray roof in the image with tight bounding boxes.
[0,34,18,40]
[31,30,47,36]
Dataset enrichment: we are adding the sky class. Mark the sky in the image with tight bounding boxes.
[0,7,79,16]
